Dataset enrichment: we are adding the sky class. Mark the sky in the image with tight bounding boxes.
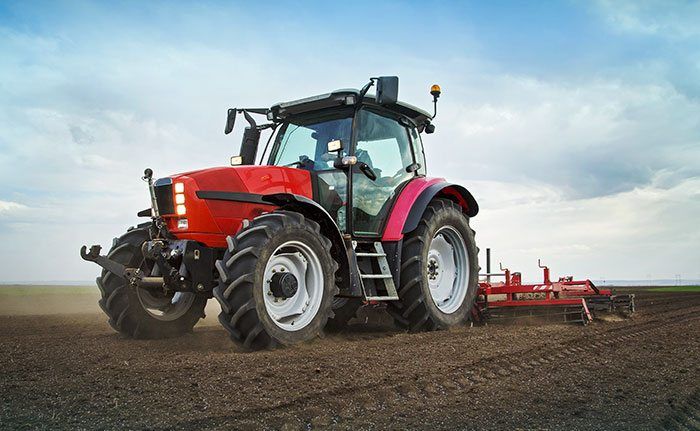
[0,0,699,283]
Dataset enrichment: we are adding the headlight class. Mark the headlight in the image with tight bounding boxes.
[174,182,186,214]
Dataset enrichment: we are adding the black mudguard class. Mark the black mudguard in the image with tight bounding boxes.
[401,182,479,235]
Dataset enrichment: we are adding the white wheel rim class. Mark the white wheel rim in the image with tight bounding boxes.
[427,226,469,314]
[263,240,324,331]
[136,289,195,321]
[135,259,195,321]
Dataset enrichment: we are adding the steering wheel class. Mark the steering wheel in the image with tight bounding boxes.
[376,167,407,186]
[284,155,314,169]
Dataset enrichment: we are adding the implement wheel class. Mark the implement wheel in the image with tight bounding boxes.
[96,225,207,338]
[214,211,338,350]
[388,198,479,331]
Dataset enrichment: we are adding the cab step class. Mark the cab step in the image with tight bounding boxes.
[355,242,398,301]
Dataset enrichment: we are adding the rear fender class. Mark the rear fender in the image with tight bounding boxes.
[382,178,479,241]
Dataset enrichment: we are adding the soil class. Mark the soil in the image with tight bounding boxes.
[0,288,698,430]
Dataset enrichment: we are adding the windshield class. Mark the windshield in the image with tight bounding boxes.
[270,115,352,171]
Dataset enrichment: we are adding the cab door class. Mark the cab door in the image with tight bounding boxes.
[269,113,353,232]
[351,108,416,236]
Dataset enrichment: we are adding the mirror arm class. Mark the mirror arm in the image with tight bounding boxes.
[256,122,276,131]
[225,108,270,134]
[242,109,257,129]
[358,78,377,102]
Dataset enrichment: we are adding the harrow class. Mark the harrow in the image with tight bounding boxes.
[473,249,635,325]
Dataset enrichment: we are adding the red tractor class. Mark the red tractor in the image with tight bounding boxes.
[81,77,480,350]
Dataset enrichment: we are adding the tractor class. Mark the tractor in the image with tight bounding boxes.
[81,76,481,350]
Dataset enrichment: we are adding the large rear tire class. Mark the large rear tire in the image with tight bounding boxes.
[388,198,479,331]
[214,211,338,350]
[96,225,207,339]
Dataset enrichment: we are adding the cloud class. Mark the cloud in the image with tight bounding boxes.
[0,200,27,215]
[461,176,700,280]
[428,75,700,199]
[596,0,700,39]
[0,1,698,282]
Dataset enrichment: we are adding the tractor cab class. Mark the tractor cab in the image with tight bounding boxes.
[236,80,434,238]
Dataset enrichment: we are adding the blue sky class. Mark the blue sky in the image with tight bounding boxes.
[0,0,699,282]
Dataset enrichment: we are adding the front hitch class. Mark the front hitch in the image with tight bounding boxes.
[80,244,169,290]
[80,245,128,279]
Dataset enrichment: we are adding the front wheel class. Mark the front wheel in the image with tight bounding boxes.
[96,225,208,339]
[214,211,338,350]
[388,198,479,331]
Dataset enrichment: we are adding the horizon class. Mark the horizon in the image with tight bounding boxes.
[1,1,699,281]
[3,278,700,287]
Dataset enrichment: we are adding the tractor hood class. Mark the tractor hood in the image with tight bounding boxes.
[151,166,314,248]
[168,166,313,198]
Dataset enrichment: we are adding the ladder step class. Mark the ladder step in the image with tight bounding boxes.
[365,295,399,301]
[356,242,400,303]
[360,274,392,279]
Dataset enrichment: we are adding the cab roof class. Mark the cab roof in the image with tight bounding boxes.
[269,89,432,128]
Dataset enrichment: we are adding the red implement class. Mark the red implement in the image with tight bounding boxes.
[474,256,634,325]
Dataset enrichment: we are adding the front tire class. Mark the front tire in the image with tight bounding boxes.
[388,199,479,331]
[96,225,207,339]
[214,211,338,350]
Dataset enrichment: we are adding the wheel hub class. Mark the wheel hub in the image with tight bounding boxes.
[263,242,324,331]
[269,272,298,299]
[428,258,440,280]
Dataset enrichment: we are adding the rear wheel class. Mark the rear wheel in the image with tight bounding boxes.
[388,199,479,331]
[214,211,338,350]
[96,225,207,339]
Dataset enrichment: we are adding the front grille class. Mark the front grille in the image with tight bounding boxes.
[154,180,174,215]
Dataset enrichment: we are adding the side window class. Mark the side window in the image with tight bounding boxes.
[352,109,415,235]
[410,127,427,175]
[354,110,413,178]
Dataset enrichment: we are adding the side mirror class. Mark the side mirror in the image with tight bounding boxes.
[225,108,237,134]
[240,127,260,165]
[376,76,399,105]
